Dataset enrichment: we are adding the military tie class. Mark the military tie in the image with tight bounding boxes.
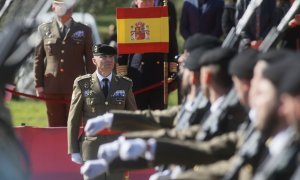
[102,78,109,98]
[61,25,66,38]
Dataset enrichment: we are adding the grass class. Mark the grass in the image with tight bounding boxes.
[7,91,178,127]
[6,99,48,127]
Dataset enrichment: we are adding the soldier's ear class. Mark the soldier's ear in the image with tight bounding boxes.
[51,4,56,11]
[203,70,212,85]
[92,58,97,65]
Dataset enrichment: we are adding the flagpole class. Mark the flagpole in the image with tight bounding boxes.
[163,0,168,108]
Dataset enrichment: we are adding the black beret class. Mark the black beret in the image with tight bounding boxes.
[184,48,207,71]
[93,44,116,56]
[280,63,300,96]
[199,47,237,67]
[263,58,299,89]
[184,33,221,52]
[258,49,295,64]
[229,49,259,80]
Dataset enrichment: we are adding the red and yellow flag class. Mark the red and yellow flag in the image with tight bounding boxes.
[116,6,169,54]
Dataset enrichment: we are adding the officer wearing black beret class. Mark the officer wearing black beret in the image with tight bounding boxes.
[68,44,137,179]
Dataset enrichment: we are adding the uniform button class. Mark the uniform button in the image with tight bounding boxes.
[141,62,144,65]
[47,41,51,44]
[76,42,80,45]
[60,68,64,72]
[61,50,64,54]
[62,41,66,45]
[105,101,108,105]
[156,61,160,64]
[60,59,64,63]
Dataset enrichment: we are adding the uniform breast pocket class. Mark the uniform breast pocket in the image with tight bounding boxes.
[72,39,84,49]
[112,97,126,109]
[44,38,58,56]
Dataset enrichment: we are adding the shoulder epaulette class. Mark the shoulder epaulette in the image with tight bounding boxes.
[119,75,133,83]
[38,21,52,37]
[76,74,92,82]
[76,74,92,91]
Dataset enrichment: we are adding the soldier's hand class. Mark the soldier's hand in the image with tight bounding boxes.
[119,138,156,161]
[80,159,108,178]
[71,153,83,164]
[36,87,45,97]
[85,113,113,136]
[97,136,125,163]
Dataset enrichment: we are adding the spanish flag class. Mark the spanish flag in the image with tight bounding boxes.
[116,6,169,54]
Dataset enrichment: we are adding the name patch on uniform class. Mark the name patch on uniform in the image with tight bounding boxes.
[112,90,126,102]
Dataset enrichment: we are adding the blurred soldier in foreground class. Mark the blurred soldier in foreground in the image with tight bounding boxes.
[67,44,136,180]
[0,93,30,180]
[34,0,95,127]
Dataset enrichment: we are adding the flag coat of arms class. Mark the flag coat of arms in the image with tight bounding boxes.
[116,6,169,54]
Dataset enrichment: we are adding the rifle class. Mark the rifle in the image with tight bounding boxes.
[259,0,300,52]
[197,0,264,142]
[252,131,300,180]
[175,91,208,130]
[222,0,263,48]
[0,0,51,73]
[222,130,267,180]
[196,88,239,141]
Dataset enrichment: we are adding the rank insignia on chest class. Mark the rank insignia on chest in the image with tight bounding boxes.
[72,30,85,40]
[112,90,126,102]
[83,90,90,97]
[113,90,125,97]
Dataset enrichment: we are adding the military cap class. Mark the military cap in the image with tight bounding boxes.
[184,48,207,71]
[199,47,237,67]
[93,44,117,56]
[258,49,295,64]
[184,33,221,52]
[279,62,300,96]
[263,56,299,89]
[229,49,259,80]
[53,0,65,3]
[53,0,77,6]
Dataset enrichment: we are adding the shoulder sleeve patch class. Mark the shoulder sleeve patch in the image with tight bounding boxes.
[76,74,92,91]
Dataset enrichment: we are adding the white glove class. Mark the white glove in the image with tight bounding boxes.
[71,153,83,164]
[80,159,108,179]
[85,113,113,136]
[120,138,157,161]
[97,136,125,163]
[119,138,147,160]
[149,170,171,180]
